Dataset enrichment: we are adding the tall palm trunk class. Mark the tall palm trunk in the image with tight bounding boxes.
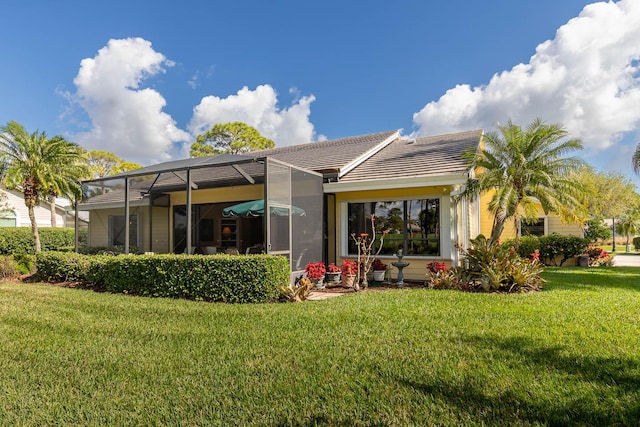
[26,199,41,253]
[49,194,57,227]
[23,177,42,252]
[490,215,506,243]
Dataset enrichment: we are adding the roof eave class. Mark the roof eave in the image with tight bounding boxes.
[323,173,469,193]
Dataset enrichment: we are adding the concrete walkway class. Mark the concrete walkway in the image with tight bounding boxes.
[612,254,640,267]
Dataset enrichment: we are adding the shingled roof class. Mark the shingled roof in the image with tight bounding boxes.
[248,130,399,173]
[338,129,482,182]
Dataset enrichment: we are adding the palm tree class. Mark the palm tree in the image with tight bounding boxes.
[462,118,586,242]
[0,121,87,252]
[633,143,640,175]
[615,213,640,250]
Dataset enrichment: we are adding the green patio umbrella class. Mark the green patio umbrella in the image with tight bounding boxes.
[222,199,306,218]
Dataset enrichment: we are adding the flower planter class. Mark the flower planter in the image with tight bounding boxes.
[341,274,356,288]
[325,271,341,285]
[311,276,325,289]
[372,270,386,282]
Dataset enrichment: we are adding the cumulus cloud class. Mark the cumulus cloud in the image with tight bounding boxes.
[413,0,640,154]
[70,38,191,163]
[188,84,318,146]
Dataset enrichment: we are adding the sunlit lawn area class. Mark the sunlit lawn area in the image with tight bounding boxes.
[598,244,638,255]
[1,267,639,425]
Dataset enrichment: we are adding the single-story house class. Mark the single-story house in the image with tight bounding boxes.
[77,129,583,281]
[0,187,76,228]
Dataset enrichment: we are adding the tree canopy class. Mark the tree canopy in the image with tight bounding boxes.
[190,122,275,157]
[572,165,639,220]
[461,118,586,242]
[86,150,142,180]
[0,120,87,251]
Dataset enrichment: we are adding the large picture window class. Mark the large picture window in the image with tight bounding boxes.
[347,199,440,256]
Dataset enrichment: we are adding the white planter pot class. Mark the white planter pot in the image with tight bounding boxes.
[373,270,386,282]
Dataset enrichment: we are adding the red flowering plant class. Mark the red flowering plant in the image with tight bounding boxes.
[350,214,388,290]
[341,259,358,276]
[371,258,387,271]
[326,262,340,273]
[305,262,326,280]
[585,245,613,266]
[426,261,448,273]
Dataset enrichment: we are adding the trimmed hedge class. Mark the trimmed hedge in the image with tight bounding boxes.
[503,233,588,266]
[35,252,289,303]
[633,236,640,251]
[0,227,87,255]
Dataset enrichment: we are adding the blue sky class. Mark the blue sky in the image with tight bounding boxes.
[2,0,639,185]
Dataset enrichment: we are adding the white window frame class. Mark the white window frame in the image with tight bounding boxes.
[340,195,452,260]
[0,209,17,227]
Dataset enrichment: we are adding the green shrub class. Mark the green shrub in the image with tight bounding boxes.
[0,256,18,279]
[633,236,640,251]
[35,252,289,303]
[457,235,546,292]
[35,251,94,282]
[78,245,139,255]
[425,266,470,291]
[537,234,588,266]
[0,227,85,254]
[504,235,539,259]
[11,253,35,275]
[504,234,588,266]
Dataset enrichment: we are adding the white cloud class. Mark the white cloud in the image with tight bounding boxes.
[70,38,191,164]
[188,84,318,146]
[413,0,640,154]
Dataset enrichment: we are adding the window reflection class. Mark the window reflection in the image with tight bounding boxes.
[348,199,440,256]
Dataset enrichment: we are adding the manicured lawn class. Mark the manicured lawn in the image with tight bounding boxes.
[1,268,639,425]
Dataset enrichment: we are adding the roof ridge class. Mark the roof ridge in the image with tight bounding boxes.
[251,129,399,156]
[409,129,483,142]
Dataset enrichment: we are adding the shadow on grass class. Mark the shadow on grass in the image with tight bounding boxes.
[394,335,640,426]
[543,267,640,292]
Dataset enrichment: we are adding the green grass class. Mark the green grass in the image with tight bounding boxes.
[598,244,638,255]
[1,268,639,425]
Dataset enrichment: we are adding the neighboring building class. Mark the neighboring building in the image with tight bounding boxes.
[0,188,70,228]
[78,129,583,281]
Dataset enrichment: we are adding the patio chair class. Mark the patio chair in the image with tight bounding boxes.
[203,246,217,255]
[224,247,240,255]
[245,244,264,254]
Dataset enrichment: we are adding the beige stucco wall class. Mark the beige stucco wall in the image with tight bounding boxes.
[1,188,66,227]
[88,206,169,252]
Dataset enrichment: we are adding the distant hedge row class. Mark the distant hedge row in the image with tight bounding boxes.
[502,234,588,266]
[35,252,289,303]
[0,227,87,254]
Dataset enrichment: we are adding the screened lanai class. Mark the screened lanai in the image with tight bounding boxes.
[77,154,324,275]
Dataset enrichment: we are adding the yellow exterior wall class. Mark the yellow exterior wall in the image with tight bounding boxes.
[332,186,453,282]
[478,191,583,239]
[150,207,170,253]
[170,185,263,206]
[547,216,583,237]
[88,206,170,253]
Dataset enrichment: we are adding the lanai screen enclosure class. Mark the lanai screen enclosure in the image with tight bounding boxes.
[77,155,323,276]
